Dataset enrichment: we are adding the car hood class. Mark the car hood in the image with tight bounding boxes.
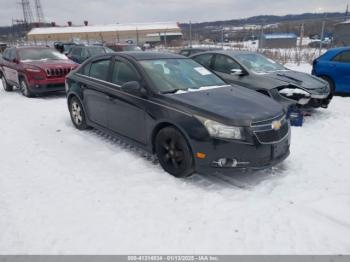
[23,59,77,69]
[163,85,284,127]
[263,70,327,91]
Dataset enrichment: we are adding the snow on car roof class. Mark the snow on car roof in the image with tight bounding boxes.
[28,22,181,35]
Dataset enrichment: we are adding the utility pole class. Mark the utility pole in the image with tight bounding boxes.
[189,20,192,48]
[298,23,304,66]
[299,23,304,48]
[221,27,224,49]
[319,20,326,56]
[259,19,265,51]
[346,1,349,21]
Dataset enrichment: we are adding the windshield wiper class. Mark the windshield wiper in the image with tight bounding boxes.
[162,89,187,94]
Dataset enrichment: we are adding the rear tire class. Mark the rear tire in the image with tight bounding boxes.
[1,74,13,92]
[321,76,335,100]
[19,78,33,98]
[155,127,194,178]
[69,96,89,130]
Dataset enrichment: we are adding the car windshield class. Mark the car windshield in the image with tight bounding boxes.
[234,53,286,73]
[88,47,107,56]
[140,58,227,93]
[19,48,68,62]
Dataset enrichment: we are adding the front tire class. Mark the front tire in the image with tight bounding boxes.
[1,75,13,92]
[19,78,32,97]
[155,127,194,178]
[69,96,89,130]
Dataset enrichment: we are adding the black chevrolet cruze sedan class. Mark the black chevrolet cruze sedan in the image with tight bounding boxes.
[65,52,291,178]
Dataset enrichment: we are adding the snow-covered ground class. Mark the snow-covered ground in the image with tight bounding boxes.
[1,64,350,254]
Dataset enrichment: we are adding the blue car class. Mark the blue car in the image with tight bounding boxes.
[312,47,350,96]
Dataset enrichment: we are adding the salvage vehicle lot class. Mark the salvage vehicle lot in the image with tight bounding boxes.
[0,64,350,254]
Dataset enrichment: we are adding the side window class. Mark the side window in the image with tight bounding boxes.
[193,54,214,68]
[111,60,139,85]
[89,59,110,81]
[213,54,241,74]
[81,48,89,59]
[81,63,91,76]
[2,49,9,60]
[71,47,82,57]
[9,49,17,62]
[333,51,350,63]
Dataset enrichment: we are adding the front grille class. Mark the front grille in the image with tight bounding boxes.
[251,114,289,144]
[46,67,71,78]
[254,121,289,144]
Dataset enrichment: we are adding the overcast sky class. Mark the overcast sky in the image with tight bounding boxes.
[0,0,348,26]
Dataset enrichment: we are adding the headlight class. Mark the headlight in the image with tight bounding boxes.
[26,68,41,73]
[196,116,245,140]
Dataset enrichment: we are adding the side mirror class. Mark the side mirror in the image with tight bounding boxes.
[231,69,245,76]
[121,81,147,97]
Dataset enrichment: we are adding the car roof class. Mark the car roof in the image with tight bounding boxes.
[120,51,186,61]
[327,46,350,53]
[182,47,222,51]
[15,46,51,50]
[190,50,256,57]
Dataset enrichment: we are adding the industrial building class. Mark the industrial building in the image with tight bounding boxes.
[334,20,350,46]
[259,33,297,49]
[27,22,183,45]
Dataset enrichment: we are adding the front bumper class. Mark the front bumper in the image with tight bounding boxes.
[28,78,66,94]
[192,131,291,176]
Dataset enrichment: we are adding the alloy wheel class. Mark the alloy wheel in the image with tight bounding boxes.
[71,101,83,126]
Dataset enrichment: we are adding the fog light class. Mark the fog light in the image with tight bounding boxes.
[218,158,227,167]
[214,158,239,168]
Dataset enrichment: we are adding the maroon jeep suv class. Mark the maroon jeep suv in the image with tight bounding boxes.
[0,46,78,97]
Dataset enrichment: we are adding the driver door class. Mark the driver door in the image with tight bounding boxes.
[105,57,147,144]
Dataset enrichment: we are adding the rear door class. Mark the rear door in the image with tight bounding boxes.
[331,51,350,92]
[82,58,112,128]
[105,57,147,144]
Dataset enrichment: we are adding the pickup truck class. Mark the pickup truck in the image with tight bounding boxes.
[0,46,78,97]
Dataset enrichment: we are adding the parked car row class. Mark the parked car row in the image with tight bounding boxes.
[1,45,348,178]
